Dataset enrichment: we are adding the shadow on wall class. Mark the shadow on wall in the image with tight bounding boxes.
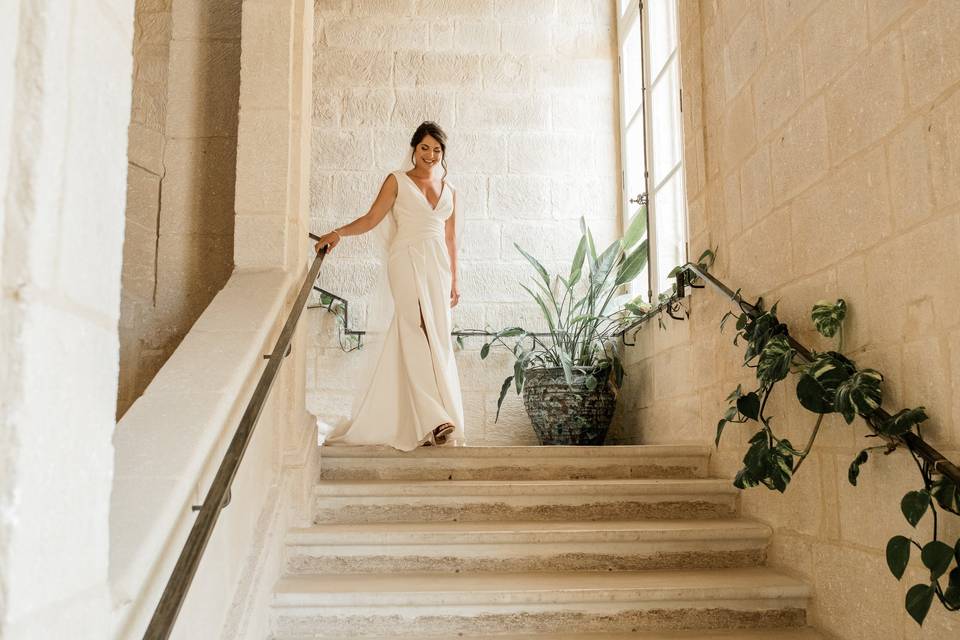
[117,0,242,418]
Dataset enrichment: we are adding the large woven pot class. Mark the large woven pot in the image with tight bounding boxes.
[521,367,616,446]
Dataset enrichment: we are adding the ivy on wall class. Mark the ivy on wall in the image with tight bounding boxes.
[714,294,960,625]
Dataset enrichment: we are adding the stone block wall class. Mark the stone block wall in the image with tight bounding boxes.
[306,0,621,445]
[0,1,134,637]
[117,0,241,418]
[614,1,960,637]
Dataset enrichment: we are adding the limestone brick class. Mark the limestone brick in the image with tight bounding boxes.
[314,49,392,87]
[722,171,741,236]
[136,10,172,45]
[312,90,340,127]
[159,137,237,235]
[235,214,286,269]
[901,337,953,444]
[341,88,396,127]
[166,39,241,137]
[507,132,580,174]
[417,0,494,18]
[125,163,161,231]
[557,0,614,25]
[722,5,765,100]
[886,116,934,230]
[770,98,829,205]
[753,38,803,141]
[371,127,413,171]
[391,88,456,128]
[866,0,917,38]
[762,0,815,42]
[448,173,488,218]
[324,17,429,51]
[739,144,772,229]
[555,22,614,59]
[127,122,165,174]
[902,0,960,107]
[727,204,793,296]
[451,132,508,173]
[312,128,374,172]
[926,87,960,210]
[395,51,482,88]
[501,220,590,263]
[825,33,906,164]
[457,92,549,131]
[352,0,417,16]
[790,147,892,277]
[172,0,242,40]
[452,21,501,54]
[235,110,291,212]
[720,87,756,169]
[131,80,167,130]
[800,0,869,97]
[460,220,502,259]
[488,174,551,219]
[501,22,552,55]
[550,174,617,220]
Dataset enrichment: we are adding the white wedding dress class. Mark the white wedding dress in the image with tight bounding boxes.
[324,170,465,451]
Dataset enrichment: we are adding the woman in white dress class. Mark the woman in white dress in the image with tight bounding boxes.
[313,122,465,451]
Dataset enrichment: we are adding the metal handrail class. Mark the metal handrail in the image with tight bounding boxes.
[142,239,329,640]
[664,262,960,485]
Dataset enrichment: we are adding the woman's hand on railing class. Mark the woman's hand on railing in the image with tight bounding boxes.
[314,229,342,254]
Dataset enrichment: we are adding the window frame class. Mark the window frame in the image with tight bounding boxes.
[616,0,689,302]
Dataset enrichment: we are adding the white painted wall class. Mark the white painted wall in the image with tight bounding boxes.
[306,0,622,445]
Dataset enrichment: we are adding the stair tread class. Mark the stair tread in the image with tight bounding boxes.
[273,567,810,603]
[319,444,711,459]
[314,478,737,496]
[286,518,771,544]
[280,630,825,640]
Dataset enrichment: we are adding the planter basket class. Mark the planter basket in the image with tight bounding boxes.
[521,367,616,446]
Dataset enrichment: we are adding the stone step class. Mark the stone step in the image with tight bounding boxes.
[319,445,711,481]
[284,519,770,574]
[312,478,739,524]
[270,567,810,638]
[274,630,826,640]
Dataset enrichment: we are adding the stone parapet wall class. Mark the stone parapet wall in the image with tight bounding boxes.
[307,0,621,445]
[615,1,960,637]
[117,0,241,418]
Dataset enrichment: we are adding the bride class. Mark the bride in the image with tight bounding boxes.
[313,122,465,450]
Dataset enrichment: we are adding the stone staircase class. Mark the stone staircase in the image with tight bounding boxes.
[269,446,823,639]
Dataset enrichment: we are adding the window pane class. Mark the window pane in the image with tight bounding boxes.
[647,0,677,75]
[622,20,642,119]
[653,169,686,295]
[618,0,632,17]
[625,121,646,204]
[625,205,650,299]
[649,56,680,186]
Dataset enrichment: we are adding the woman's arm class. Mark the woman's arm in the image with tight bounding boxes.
[445,189,460,308]
[314,174,399,253]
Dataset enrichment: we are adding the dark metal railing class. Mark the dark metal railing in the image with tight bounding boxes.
[142,238,328,640]
[659,262,960,485]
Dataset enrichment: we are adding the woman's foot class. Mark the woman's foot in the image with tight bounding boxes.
[432,423,455,445]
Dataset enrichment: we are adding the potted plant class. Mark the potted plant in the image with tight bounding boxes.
[480,212,651,445]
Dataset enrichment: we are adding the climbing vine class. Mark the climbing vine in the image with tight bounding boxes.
[715,293,960,625]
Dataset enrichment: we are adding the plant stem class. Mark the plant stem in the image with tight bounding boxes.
[792,413,824,473]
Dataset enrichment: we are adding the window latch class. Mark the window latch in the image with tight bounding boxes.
[629,192,648,206]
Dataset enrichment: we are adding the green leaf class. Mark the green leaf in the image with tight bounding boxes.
[569,235,587,287]
[456,335,464,349]
[580,217,598,265]
[811,299,847,338]
[921,540,955,580]
[519,283,556,334]
[756,336,795,385]
[480,343,491,359]
[931,476,960,515]
[905,583,935,626]
[498,327,525,338]
[901,490,931,527]
[737,392,761,421]
[614,239,649,286]
[886,535,912,580]
[945,567,960,608]
[558,350,574,386]
[833,369,883,423]
[796,352,856,414]
[715,419,727,448]
[622,204,647,249]
[494,375,514,423]
[878,407,928,438]
[584,375,598,391]
[590,239,622,290]
[612,356,624,387]
[514,243,551,287]
[847,449,870,486]
[514,359,525,394]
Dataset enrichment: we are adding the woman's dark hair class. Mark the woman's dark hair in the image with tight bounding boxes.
[410,121,448,178]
